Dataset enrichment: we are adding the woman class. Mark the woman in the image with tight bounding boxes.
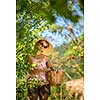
[27,39,53,100]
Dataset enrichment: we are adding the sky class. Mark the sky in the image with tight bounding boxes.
[42,30,68,47]
[42,16,84,47]
[42,3,84,47]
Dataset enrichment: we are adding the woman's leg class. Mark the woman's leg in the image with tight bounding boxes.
[39,84,50,100]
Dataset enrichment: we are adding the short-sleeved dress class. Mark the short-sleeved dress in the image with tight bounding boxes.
[27,55,49,88]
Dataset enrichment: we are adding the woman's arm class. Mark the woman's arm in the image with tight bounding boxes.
[45,56,54,72]
[45,56,54,85]
[26,54,32,64]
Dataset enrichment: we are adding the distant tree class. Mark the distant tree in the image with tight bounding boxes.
[16,0,84,39]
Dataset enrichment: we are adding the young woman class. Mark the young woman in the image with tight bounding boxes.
[27,39,53,100]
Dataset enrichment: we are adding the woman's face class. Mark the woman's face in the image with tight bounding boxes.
[38,40,49,52]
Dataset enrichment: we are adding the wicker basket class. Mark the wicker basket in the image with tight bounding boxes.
[50,69,63,86]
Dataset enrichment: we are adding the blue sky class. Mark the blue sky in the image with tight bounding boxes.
[42,30,68,47]
[42,2,84,47]
[42,17,84,47]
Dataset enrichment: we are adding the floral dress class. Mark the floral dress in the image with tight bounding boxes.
[27,55,49,89]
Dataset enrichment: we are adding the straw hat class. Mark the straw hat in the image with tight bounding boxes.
[34,38,54,56]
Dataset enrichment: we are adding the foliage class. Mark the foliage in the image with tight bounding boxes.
[16,0,84,99]
[16,0,83,40]
[16,33,84,100]
[16,31,42,99]
[49,34,84,99]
